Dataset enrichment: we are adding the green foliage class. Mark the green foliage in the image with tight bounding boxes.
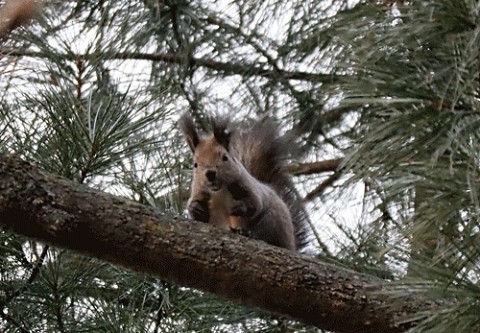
[329,1,480,331]
[0,0,330,331]
[1,0,480,332]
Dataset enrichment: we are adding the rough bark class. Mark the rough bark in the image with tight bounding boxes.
[0,153,418,333]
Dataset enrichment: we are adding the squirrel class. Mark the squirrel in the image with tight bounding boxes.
[179,113,309,251]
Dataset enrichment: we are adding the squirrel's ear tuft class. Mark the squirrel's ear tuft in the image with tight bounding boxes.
[179,114,200,152]
[211,116,231,150]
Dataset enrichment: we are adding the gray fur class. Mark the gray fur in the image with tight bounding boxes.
[180,114,310,251]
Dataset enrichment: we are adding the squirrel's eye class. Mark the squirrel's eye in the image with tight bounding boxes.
[194,162,198,168]
[222,154,228,161]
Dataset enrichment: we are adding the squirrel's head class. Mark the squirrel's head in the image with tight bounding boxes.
[179,114,234,191]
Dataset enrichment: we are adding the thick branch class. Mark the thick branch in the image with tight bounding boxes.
[0,153,421,333]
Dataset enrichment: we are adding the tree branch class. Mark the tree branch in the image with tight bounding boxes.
[2,49,338,83]
[0,153,427,333]
[303,172,342,203]
[283,158,342,176]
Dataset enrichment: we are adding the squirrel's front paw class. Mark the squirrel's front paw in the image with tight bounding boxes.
[231,199,257,217]
[188,200,209,222]
[231,201,248,216]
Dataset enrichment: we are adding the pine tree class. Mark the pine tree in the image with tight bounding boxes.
[1,0,479,332]
[331,1,480,332]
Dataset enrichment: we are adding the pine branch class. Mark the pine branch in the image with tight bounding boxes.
[0,153,438,333]
[303,172,341,203]
[2,49,338,83]
[5,244,49,302]
[283,158,342,176]
[0,309,30,333]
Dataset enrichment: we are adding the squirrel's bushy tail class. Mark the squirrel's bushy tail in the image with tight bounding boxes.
[223,119,310,251]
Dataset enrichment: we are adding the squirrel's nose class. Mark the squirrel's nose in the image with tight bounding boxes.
[206,170,216,182]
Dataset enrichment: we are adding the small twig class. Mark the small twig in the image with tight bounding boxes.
[0,309,30,333]
[3,244,49,303]
[303,172,341,203]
